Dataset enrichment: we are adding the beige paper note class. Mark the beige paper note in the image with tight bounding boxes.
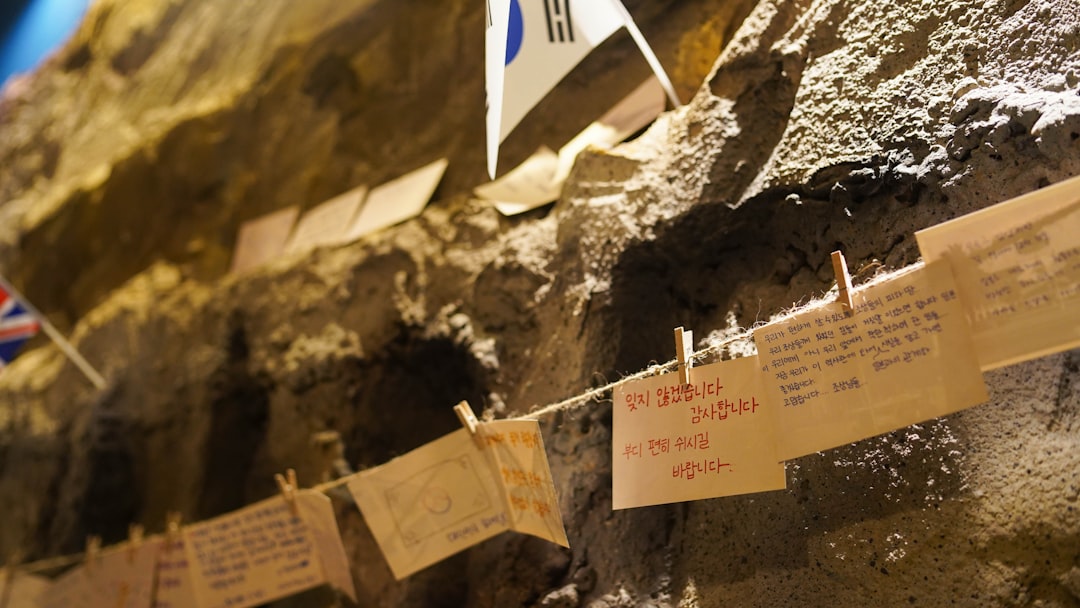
[153,537,199,608]
[347,420,568,579]
[38,563,88,608]
[754,261,988,461]
[184,491,356,608]
[346,158,449,240]
[612,357,786,509]
[347,428,511,580]
[229,206,300,274]
[473,146,561,216]
[0,570,51,606]
[478,420,569,547]
[39,541,158,608]
[284,186,368,254]
[916,175,1080,370]
[554,77,665,183]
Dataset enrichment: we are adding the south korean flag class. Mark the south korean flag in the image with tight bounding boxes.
[485,0,625,178]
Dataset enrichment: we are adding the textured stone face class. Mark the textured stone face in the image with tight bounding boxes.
[0,0,1078,607]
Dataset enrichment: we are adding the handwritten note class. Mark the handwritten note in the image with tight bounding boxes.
[347,420,567,579]
[184,491,356,608]
[612,356,786,509]
[0,570,51,606]
[345,158,448,240]
[153,537,199,608]
[473,146,561,216]
[284,186,368,254]
[38,541,159,608]
[229,206,300,274]
[478,420,569,546]
[754,261,988,461]
[916,175,1080,369]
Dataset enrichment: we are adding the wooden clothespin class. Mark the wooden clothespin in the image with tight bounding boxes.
[274,468,300,516]
[127,524,144,563]
[674,326,693,385]
[85,535,101,573]
[454,400,485,448]
[831,250,855,313]
[164,512,183,552]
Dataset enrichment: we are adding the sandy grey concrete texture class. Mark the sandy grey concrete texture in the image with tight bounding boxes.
[0,0,1078,606]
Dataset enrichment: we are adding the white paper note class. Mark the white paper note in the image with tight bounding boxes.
[474,146,561,215]
[345,159,448,240]
[284,186,368,254]
[184,492,356,608]
[152,537,198,608]
[612,357,786,509]
[229,207,300,274]
[347,420,567,579]
[916,175,1080,369]
[754,261,988,461]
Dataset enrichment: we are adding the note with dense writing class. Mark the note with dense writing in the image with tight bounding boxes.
[473,146,561,216]
[916,175,1080,369]
[347,420,567,579]
[754,261,988,461]
[612,357,786,509]
[153,537,198,608]
[229,206,300,274]
[0,570,51,606]
[345,158,448,240]
[284,185,368,254]
[184,491,356,608]
[38,540,159,608]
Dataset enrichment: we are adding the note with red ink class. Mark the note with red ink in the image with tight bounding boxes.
[754,261,988,461]
[612,356,786,509]
[183,491,356,608]
[916,175,1080,370]
[347,419,566,580]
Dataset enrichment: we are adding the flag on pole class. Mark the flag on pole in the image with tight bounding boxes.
[0,286,40,369]
[0,275,105,388]
[485,0,681,178]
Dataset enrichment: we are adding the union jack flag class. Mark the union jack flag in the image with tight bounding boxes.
[0,286,39,368]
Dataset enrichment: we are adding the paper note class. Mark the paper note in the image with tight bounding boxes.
[345,158,448,240]
[612,357,786,509]
[153,537,198,608]
[474,147,561,216]
[0,570,51,606]
[38,541,159,608]
[754,261,988,461]
[916,175,1080,370]
[554,76,665,184]
[478,420,569,546]
[347,420,567,579]
[184,491,357,608]
[229,206,300,274]
[284,186,368,254]
[38,563,87,608]
[478,78,665,216]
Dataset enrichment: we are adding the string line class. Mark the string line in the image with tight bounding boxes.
[13,260,903,576]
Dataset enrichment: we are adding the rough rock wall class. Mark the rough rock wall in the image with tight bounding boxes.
[0,0,1078,607]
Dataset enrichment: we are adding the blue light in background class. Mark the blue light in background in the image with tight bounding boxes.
[0,0,90,85]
